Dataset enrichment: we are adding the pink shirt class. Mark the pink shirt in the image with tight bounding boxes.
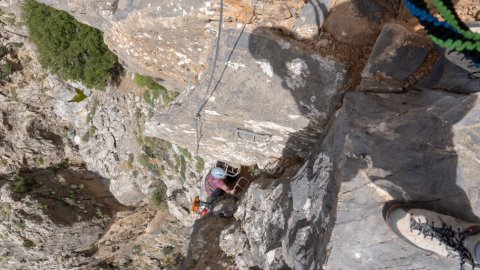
[205,172,228,196]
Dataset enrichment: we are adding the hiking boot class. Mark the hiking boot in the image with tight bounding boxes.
[383,201,480,270]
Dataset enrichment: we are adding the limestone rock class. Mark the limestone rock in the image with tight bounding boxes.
[324,0,395,46]
[94,207,189,269]
[323,90,480,269]
[0,94,66,174]
[145,28,348,166]
[180,213,236,270]
[36,0,308,92]
[416,51,480,94]
[360,23,431,93]
[77,88,149,206]
[210,88,480,270]
[0,168,124,269]
[293,0,331,40]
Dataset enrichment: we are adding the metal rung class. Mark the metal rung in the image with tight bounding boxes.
[234,177,250,198]
[216,160,240,177]
[235,128,272,144]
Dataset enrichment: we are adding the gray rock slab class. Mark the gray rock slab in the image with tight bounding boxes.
[146,28,348,165]
[361,23,431,93]
[416,52,480,94]
[325,173,457,270]
[324,90,480,269]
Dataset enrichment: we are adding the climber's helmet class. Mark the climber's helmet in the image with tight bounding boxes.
[210,167,226,179]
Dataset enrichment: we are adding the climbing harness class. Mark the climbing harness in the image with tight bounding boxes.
[194,0,224,155]
[404,0,480,70]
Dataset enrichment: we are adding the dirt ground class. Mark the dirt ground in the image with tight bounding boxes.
[455,0,480,21]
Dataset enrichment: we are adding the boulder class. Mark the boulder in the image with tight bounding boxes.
[416,50,480,94]
[360,23,432,93]
[324,0,395,46]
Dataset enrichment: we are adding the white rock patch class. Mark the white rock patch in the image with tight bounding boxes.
[286,58,310,89]
[255,59,274,78]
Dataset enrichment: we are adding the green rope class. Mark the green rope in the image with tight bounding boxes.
[432,0,480,41]
[431,35,480,52]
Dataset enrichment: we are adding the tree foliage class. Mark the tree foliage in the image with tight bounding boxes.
[22,0,118,89]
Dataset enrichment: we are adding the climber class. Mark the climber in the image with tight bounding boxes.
[383,201,480,270]
[192,166,237,216]
[205,166,237,198]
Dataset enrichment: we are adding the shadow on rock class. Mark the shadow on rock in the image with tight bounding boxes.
[0,167,128,226]
[337,90,479,223]
[247,26,348,159]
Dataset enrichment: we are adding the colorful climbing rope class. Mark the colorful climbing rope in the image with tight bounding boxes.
[404,0,480,67]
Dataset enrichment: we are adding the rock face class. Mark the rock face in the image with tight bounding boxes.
[227,158,339,270]
[203,88,480,270]
[0,167,124,269]
[0,94,66,174]
[323,90,479,269]
[3,0,480,269]
[0,11,192,269]
[35,0,310,92]
[94,206,190,269]
[182,19,480,270]
[145,28,348,166]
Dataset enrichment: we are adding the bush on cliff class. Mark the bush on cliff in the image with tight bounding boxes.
[134,73,179,106]
[22,0,118,89]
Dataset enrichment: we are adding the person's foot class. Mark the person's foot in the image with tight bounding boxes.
[383,201,480,270]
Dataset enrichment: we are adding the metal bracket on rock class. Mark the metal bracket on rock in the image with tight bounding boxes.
[235,128,272,145]
[216,160,240,177]
[233,177,250,199]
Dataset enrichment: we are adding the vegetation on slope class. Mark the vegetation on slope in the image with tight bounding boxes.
[134,73,179,106]
[22,0,118,89]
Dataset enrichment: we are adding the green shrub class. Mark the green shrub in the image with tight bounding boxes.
[126,153,134,169]
[68,89,88,103]
[12,176,40,193]
[86,99,98,123]
[150,185,168,210]
[0,63,12,78]
[3,16,15,25]
[195,156,205,173]
[13,220,25,230]
[163,245,174,255]
[35,157,44,165]
[138,153,150,168]
[12,42,24,48]
[179,156,186,181]
[88,126,96,137]
[22,239,35,249]
[0,46,7,58]
[22,0,118,89]
[134,73,179,106]
[178,147,191,159]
